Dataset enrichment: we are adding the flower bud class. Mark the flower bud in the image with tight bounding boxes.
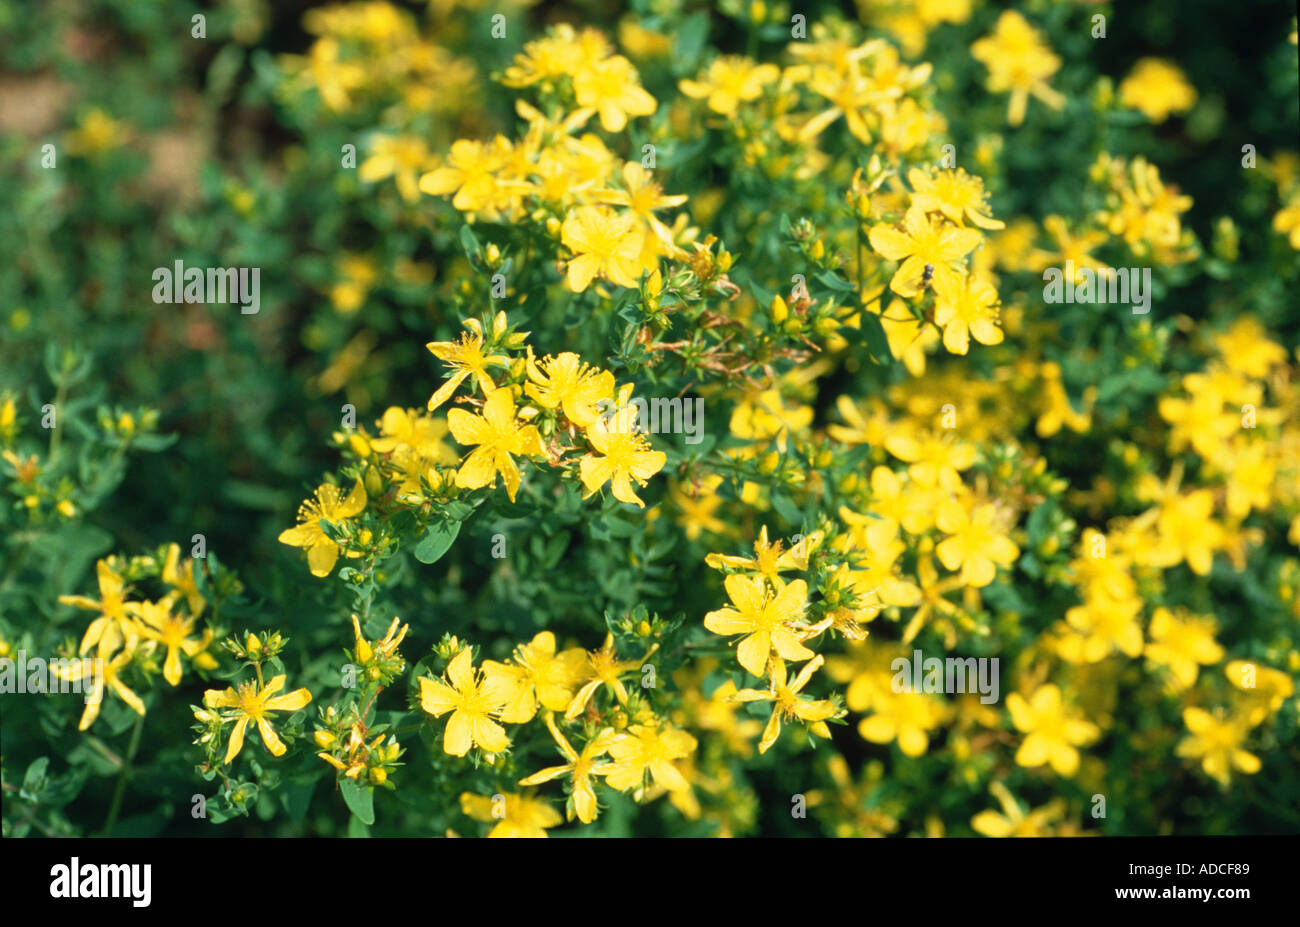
[770,295,789,323]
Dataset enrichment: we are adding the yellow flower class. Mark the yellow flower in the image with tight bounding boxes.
[1098,156,1194,256]
[907,167,1004,230]
[483,631,587,724]
[65,108,127,156]
[595,161,688,254]
[564,633,646,720]
[897,551,960,644]
[1029,214,1109,278]
[203,675,312,764]
[1225,660,1294,725]
[460,791,563,837]
[1144,607,1224,689]
[1036,361,1093,437]
[525,351,614,427]
[671,474,729,541]
[931,271,1003,355]
[1175,707,1260,786]
[604,721,697,792]
[1212,317,1286,379]
[132,595,207,686]
[1059,594,1144,663]
[1222,438,1276,519]
[858,686,947,756]
[55,638,146,731]
[679,56,779,115]
[446,386,545,503]
[884,429,975,491]
[502,24,611,89]
[1006,684,1099,776]
[572,55,656,131]
[162,542,205,618]
[868,205,983,298]
[867,299,940,375]
[1149,490,1222,577]
[1119,59,1197,123]
[1274,191,1300,249]
[518,713,616,823]
[841,467,934,549]
[703,575,814,677]
[970,11,1065,126]
[561,206,647,291]
[329,254,378,314]
[359,134,433,202]
[425,327,510,411]
[705,525,822,584]
[935,499,1019,588]
[799,60,893,146]
[827,395,891,447]
[369,406,453,457]
[419,137,527,214]
[971,781,1066,837]
[59,559,138,655]
[728,389,813,450]
[277,477,367,577]
[418,648,512,756]
[578,414,666,507]
[728,655,840,754]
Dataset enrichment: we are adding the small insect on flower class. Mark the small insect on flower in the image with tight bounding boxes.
[920,263,935,289]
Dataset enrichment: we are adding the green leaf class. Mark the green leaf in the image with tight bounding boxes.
[770,493,803,526]
[672,12,710,75]
[22,757,50,798]
[339,776,375,825]
[459,224,480,261]
[817,270,856,292]
[1026,500,1054,548]
[413,519,461,564]
[858,312,893,365]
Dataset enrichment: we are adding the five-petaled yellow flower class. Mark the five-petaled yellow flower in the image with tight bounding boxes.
[277,477,367,577]
[518,713,615,823]
[59,558,138,656]
[578,414,666,508]
[460,791,562,837]
[425,328,510,411]
[703,575,814,677]
[1006,684,1099,776]
[604,721,697,792]
[572,55,656,131]
[561,206,647,291]
[133,595,209,686]
[419,647,512,756]
[729,655,840,754]
[935,499,1020,587]
[484,631,587,724]
[203,675,313,764]
[679,56,779,116]
[869,206,983,298]
[525,351,614,427]
[446,386,545,502]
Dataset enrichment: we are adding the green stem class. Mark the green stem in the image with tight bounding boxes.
[101,713,145,836]
[82,735,124,769]
[47,377,69,462]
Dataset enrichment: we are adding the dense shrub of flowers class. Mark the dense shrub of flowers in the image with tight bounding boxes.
[2,0,1297,837]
